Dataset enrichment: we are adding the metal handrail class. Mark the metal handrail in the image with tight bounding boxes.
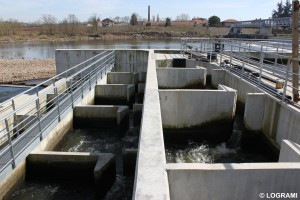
[181,38,300,107]
[0,50,115,173]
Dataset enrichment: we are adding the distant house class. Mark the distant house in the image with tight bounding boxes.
[192,18,208,27]
[102,18,114,27]
[222,19,238,27]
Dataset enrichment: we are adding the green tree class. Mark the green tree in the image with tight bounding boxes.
[165,18,171,27]
[208,15,221,27]
[130,13,138,26]
[272,0,292,18]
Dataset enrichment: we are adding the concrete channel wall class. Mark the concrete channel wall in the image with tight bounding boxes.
[0,78,67,146]
[166,162,300,200]
[156,68,207,89]
[202,62,300,150]
[55,50,105,75]
[114,50,148,73]
[243,92,300,149]
[0,72,108,199]
[279,140,300,162]
[55,50,149,75]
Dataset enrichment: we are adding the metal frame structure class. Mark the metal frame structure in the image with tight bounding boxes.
[233,17,295,28]
[181,38,300,107]
[0,50,115,174]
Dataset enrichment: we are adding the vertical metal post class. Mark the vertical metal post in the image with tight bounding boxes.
[282,60,291,101]
[230,45,233,67]
[259,51,264,85]
[292,0,300,102]
[53,84,61,121]
[81,71,84,99]
[219,41,223,67]
[11,99,19,137]
[274,47,279,75]
[242,48,245,73]
[35,98,43,141]
[5,119,16,169]
[70,78,74,109]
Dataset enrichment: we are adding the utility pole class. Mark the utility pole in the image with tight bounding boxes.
[292,0,300,102]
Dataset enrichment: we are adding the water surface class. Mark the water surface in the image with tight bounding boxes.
[0,39,181,59]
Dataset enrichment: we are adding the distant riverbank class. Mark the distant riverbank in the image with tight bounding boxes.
[0,27,233,43]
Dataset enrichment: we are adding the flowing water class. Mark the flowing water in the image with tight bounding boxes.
[165,114,275,163]
[6,127,139,200]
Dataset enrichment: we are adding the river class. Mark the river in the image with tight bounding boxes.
[0,39,182,59]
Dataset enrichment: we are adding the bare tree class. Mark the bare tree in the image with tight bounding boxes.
[88,14,100,33]
[176,13,190,21]
[123,16,130,23]
[114,16,120,23]
[67,14,79,35]
[41,14,57,34]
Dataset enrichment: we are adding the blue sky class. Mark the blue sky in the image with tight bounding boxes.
[0,0,283,23]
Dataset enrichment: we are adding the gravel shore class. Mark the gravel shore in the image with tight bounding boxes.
[0,59,56,83]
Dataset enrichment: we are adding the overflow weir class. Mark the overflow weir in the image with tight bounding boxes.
[0,39,300,199]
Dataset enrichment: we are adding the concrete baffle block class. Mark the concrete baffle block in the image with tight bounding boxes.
[26,151,116,198]
[157,68,207,89]
[95,84,135,108]
[122,149,138,176]
[73,105,129,131]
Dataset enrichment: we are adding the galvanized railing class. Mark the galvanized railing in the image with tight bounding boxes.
[0,50,115,173]
[181,38,300,106]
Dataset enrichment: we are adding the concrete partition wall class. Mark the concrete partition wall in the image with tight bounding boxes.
[26,151,116,198]
[107,72,139,85]
[195,61,220,83]
[159,87,237,140]
[157,68,207,89]
[133,50,170,200]
[94,84,135,107]
[167,163,300,200]
[73,105,129,129]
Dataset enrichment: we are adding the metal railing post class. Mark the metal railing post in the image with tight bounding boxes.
[70,78,74,109]
[11,99,19,137]
[35,98,43,141]
[219,41,223,67]
[5,119,16,169]
[259,51,264,85]
[242,48,245,73]
[230,45,233,67]
[282,60,291,101]
[81,71,84,99]
[53,81,61,121]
